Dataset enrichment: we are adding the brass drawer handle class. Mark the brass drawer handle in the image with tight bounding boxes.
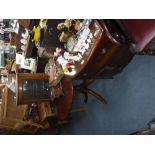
[100,66,115,73]
[83,73,87,76]
[101,48,107,54]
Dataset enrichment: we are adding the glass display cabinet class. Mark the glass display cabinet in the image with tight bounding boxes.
[16,73,50,105]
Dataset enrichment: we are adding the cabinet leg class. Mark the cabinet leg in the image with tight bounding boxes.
[74,79,107,104]
[82,87,107,104]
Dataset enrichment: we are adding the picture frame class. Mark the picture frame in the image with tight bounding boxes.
[16,53,36,71]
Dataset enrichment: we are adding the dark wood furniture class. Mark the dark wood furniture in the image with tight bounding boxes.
[0,19,136,133]
[15,72,73,122]
[14,19,134,122]
[16,73,50,105]
[68,20,134,104]
[45,19,134,119]
[75,20,134,79]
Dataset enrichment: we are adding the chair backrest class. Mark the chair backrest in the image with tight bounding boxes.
[116,19,155,52]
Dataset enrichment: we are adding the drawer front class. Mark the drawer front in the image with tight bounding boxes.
[96,66,123,78]
[76,35,119,79]
[76,20,134,79]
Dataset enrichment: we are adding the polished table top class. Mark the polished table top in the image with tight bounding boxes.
[53,20,104,120]
[64,20,104,80]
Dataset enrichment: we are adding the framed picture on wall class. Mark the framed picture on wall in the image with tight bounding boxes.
[16,53,36,71]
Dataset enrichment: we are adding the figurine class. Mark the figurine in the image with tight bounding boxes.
[57,19,76,32]
[21,28,29,40]
[20,38,27,45]
[32,26,41,42]
[54,47,64,57]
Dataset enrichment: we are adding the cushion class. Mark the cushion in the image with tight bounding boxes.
[119,19,155,52]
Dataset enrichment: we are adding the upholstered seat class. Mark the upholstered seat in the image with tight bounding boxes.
[117,19,155,52]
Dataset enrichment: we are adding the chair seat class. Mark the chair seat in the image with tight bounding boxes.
[119,20,155,52]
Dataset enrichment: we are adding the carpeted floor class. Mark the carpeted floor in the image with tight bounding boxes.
[4,54,155,135]
[60,55,155,135]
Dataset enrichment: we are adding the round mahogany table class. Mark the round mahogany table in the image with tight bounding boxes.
[52,20,103,120]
